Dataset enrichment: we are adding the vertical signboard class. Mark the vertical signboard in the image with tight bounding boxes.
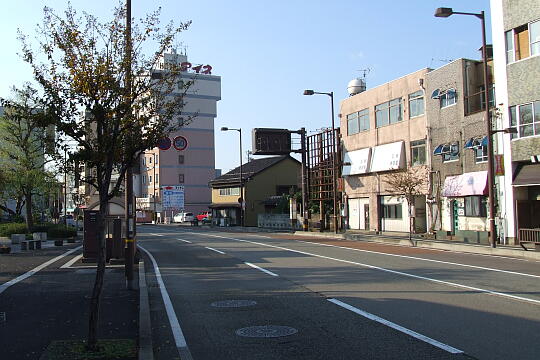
[161,185,185,211]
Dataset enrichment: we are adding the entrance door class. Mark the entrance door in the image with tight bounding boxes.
[451,200,459,235]
[363,204,370,230]
[348,199,360,229]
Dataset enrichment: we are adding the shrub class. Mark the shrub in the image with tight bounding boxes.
[47,225,77,239]
[0,223,29,237]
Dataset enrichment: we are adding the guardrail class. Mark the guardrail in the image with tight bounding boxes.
[519,228,540,250]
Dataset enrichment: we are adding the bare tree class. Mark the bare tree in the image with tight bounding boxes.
[383,165,428,243]
[18,4,192,351]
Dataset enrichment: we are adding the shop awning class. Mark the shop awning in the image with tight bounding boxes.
[342,147,371,176]
[513,164,540,187]
[209,203,241,209]
[433,144,444,155]
[370,141,405,172]
[442,171,488,197]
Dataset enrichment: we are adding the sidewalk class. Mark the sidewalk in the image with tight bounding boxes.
[0,241,139,360]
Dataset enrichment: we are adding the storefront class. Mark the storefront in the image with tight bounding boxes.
[513,164,540,243]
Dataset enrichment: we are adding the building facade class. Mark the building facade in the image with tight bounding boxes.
[491,0,540,244]
[137,51,221,220]
[340,69,431,233]
[425,58,495,244]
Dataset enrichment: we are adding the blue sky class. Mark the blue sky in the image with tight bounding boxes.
[0,0,492,172]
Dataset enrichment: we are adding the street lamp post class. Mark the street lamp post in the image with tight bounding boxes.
[435,7,497,248]
[221,127,244,227]
[303,89,339,234]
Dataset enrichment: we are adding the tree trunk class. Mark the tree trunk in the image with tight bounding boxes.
[87,193,108,351]
[25,192,34,230]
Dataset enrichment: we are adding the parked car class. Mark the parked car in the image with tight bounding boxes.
[196,211,211,222]
[173,212,195,223]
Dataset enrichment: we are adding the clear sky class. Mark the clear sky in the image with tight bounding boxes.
[0,0,492,172]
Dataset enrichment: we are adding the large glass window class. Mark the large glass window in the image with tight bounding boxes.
[440,89,457,108]
[442,142,459,162]
[510,101,540,139]
[506,21,540,63]
[358,109,369,132]
[376,98,402,127]
[464,196,487,217]
[382,204,402,219]
[505,30,515,63]
[411,139,426,166]
[531,20,540,56]
[408,90,424,118]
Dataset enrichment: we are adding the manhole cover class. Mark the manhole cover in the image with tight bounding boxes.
[211,300,257,308]
[235,325,298,338]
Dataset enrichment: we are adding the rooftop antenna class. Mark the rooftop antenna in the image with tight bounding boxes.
[357,68,371,79]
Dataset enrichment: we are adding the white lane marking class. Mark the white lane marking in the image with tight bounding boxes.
[138,245,192,358]
[292,240,540,279]
[151,233,164,237]
[198,233,540,306]
[0,246,82,295]
[60,254,83,268]
[245,262,279,277]
[328,299,463,354]
[205,247,225,255]
[178,239,192,243]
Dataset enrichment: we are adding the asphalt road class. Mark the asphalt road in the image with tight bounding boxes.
[138,225,540,360]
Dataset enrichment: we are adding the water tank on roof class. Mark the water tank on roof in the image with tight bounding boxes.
[347,78,366,96]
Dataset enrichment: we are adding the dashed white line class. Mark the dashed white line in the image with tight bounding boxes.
[138,245,193,360]
[178,238,192,243]
[0,246,82,295]
[205,247,225,254]
[328,298,463,354]
[199,233,540,306]
[151,233,164,237]
[245,262,279,277]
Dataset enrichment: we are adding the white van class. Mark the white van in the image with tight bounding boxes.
[173,212,195,223]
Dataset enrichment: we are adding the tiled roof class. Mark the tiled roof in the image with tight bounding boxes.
[209,155,298,186]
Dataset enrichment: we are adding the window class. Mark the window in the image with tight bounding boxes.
[142,157,146,166]
[179,174,184,183]
[155,155,158,164]
[219,187,240,196]
[178,155,184,164]
[149,156,152,164]
[156,174,159,183]
[347,109,369,135]
[408,90,424,118]
[149,176,152,183]
[442,142,459,162]
[410,139,426,166]
[505,20,540,63]
[142,175,146,184]
[382,204,402,219]
[347,112,359,135]
[510,101,540,139]
[474,145,488,163]
[464,196,487,217]
[440,89,457,108]
[376,98,402,128]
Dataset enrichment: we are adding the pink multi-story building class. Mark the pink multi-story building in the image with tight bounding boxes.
[135,51,221,221]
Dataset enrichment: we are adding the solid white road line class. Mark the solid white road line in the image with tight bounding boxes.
[293,240,540,279]
[0,246,82,295]
[198,233,540,306]
[328,299,463,354]
[205,246,225,255]
[138,245,193,360]
[178,239,192,243]
[60,254,83,269]
[151,233,164,237]
[245,262,279,277]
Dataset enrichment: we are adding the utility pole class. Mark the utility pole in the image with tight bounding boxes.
[124,0,135,289]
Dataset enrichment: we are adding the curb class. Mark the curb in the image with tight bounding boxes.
[293,231,540,261]
[138,260,154,360]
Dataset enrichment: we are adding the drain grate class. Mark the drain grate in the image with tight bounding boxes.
[235,325,298,338]
[211,300,257,308]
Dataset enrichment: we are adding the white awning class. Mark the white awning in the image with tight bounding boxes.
[369,141,405,173]
[342,148,371,176]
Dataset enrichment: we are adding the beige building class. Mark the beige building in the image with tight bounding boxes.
[340,69,431,233]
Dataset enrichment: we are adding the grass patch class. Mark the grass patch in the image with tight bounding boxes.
[41,339,136,360]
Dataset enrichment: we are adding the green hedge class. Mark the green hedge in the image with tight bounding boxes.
[0,222,77,238]
[47,225,77,239]
[0,223,28,237]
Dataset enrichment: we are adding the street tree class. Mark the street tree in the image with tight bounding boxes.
[383,165,428,243]
[19,4,192,350]
[0,85,58,229]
